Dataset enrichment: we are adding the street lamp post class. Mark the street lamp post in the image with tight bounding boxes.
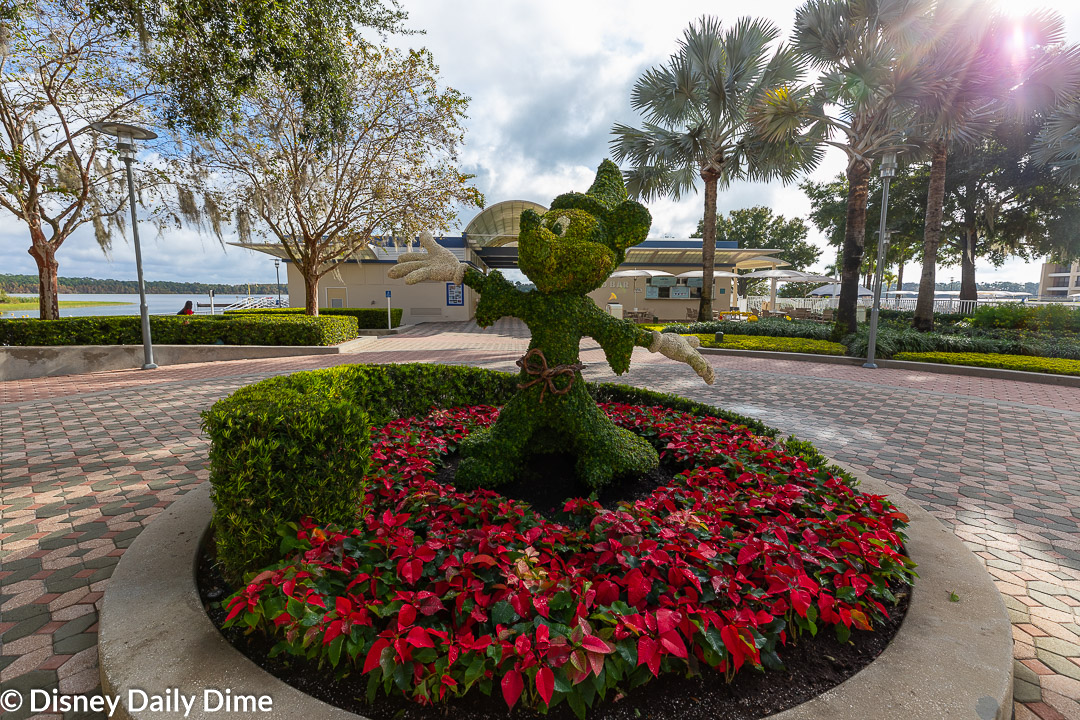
[274,259,282,306]
[864,151,898,369]
[90,121,158,370]
[874,230,892,299]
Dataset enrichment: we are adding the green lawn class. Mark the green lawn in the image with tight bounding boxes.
[893,351,1080,377]
[692,333,847,355]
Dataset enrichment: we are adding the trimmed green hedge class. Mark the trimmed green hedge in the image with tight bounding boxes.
[694,333,847,355]
[225,307,404,329]
[204,363,854,580]
[203,390,372,580]
[893,351,1080,377]
[0,314,358,347]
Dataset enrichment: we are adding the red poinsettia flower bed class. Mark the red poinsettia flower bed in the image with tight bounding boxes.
[223,404,915,718]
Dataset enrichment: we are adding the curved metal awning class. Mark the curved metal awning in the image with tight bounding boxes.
[624,245,781,268]
[464,200,548,248]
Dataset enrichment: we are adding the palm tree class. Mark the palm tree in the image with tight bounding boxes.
[755,0,933,339]
[1035,102,1080,182]
[610,16,818,322]
[909,1,997,330]
[1030,27,1080,184]
[911,4,1080,330]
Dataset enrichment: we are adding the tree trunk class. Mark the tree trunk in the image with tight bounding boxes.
[896,262,904,295]
[914,141,947,332]
[303,270,320,316]
[27,226,60,321]
[698,171,719,322]
[960,228,978,302]
[834,160,871,339]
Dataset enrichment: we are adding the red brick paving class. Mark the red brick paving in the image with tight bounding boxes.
[3,318,1080,719]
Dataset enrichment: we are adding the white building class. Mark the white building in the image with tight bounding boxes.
[1039,261,1080,299]
[234,201,780,325]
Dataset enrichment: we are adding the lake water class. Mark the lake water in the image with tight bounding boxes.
[1,293,285,319]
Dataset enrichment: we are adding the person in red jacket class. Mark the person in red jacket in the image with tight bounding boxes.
[177,301,194,315]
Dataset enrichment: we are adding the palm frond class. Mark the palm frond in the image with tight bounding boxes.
[1033,101,1080,181]
[612,13,814,203]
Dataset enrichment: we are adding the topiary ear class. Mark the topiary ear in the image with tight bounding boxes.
[586,159,629,208]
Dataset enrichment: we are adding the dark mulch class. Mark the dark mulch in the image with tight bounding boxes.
[433,452,678,520]
[199,453,910,720]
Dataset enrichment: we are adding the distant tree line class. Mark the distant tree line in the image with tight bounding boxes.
[903,281,1041,294]
[0,274,280,295]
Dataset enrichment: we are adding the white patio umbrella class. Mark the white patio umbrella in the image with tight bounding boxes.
[675,269,741,278]
[610,269,674,278]
[740,268,828,309]
[791,272,840,283]
[736,255,791,270]
[807,283,873,297]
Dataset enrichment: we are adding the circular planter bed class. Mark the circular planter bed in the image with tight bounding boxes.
[99,367,1013,720]
[201,403,915,720]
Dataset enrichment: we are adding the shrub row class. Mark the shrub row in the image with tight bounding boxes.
[876,309,969,325]
[662,318,834,341]
[660,317,1080,361]
[205,363,849,580]
[844,326,1080,361]
[697,333,847,355]
[0,314,358,347]
[225,307,404,329]
[970,304,1080,332]
[893,351,1080,377]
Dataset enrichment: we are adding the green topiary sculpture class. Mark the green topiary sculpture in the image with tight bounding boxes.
[389,160,714,489]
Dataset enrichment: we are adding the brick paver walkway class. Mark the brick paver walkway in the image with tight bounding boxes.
[3,319,1080,719]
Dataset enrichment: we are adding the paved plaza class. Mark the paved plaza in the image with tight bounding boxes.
[3,319,1080,719]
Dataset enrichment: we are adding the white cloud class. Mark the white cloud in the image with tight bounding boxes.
[3,0,1077,285]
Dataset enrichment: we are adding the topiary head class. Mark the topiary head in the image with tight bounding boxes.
[518,160,651,294]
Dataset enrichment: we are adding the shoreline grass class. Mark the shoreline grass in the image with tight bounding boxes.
[0,300,133,312]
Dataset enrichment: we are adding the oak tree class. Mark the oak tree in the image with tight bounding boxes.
[199,44,482,314]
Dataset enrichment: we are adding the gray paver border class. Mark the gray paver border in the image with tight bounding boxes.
[99,469,1013,720]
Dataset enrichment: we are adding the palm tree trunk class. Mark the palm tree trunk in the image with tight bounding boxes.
[896,262,904,295]
[834,160,871,339]
[27,227,60,321]
[960,228,978,302]
[914,141,947,331]
[698,171,719,321]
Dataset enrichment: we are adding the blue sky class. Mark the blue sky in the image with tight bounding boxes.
[3,0,1078,287]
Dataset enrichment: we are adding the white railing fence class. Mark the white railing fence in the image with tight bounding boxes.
[742,296,990,315]
[221,296,282,312]
[197,296,284,314]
